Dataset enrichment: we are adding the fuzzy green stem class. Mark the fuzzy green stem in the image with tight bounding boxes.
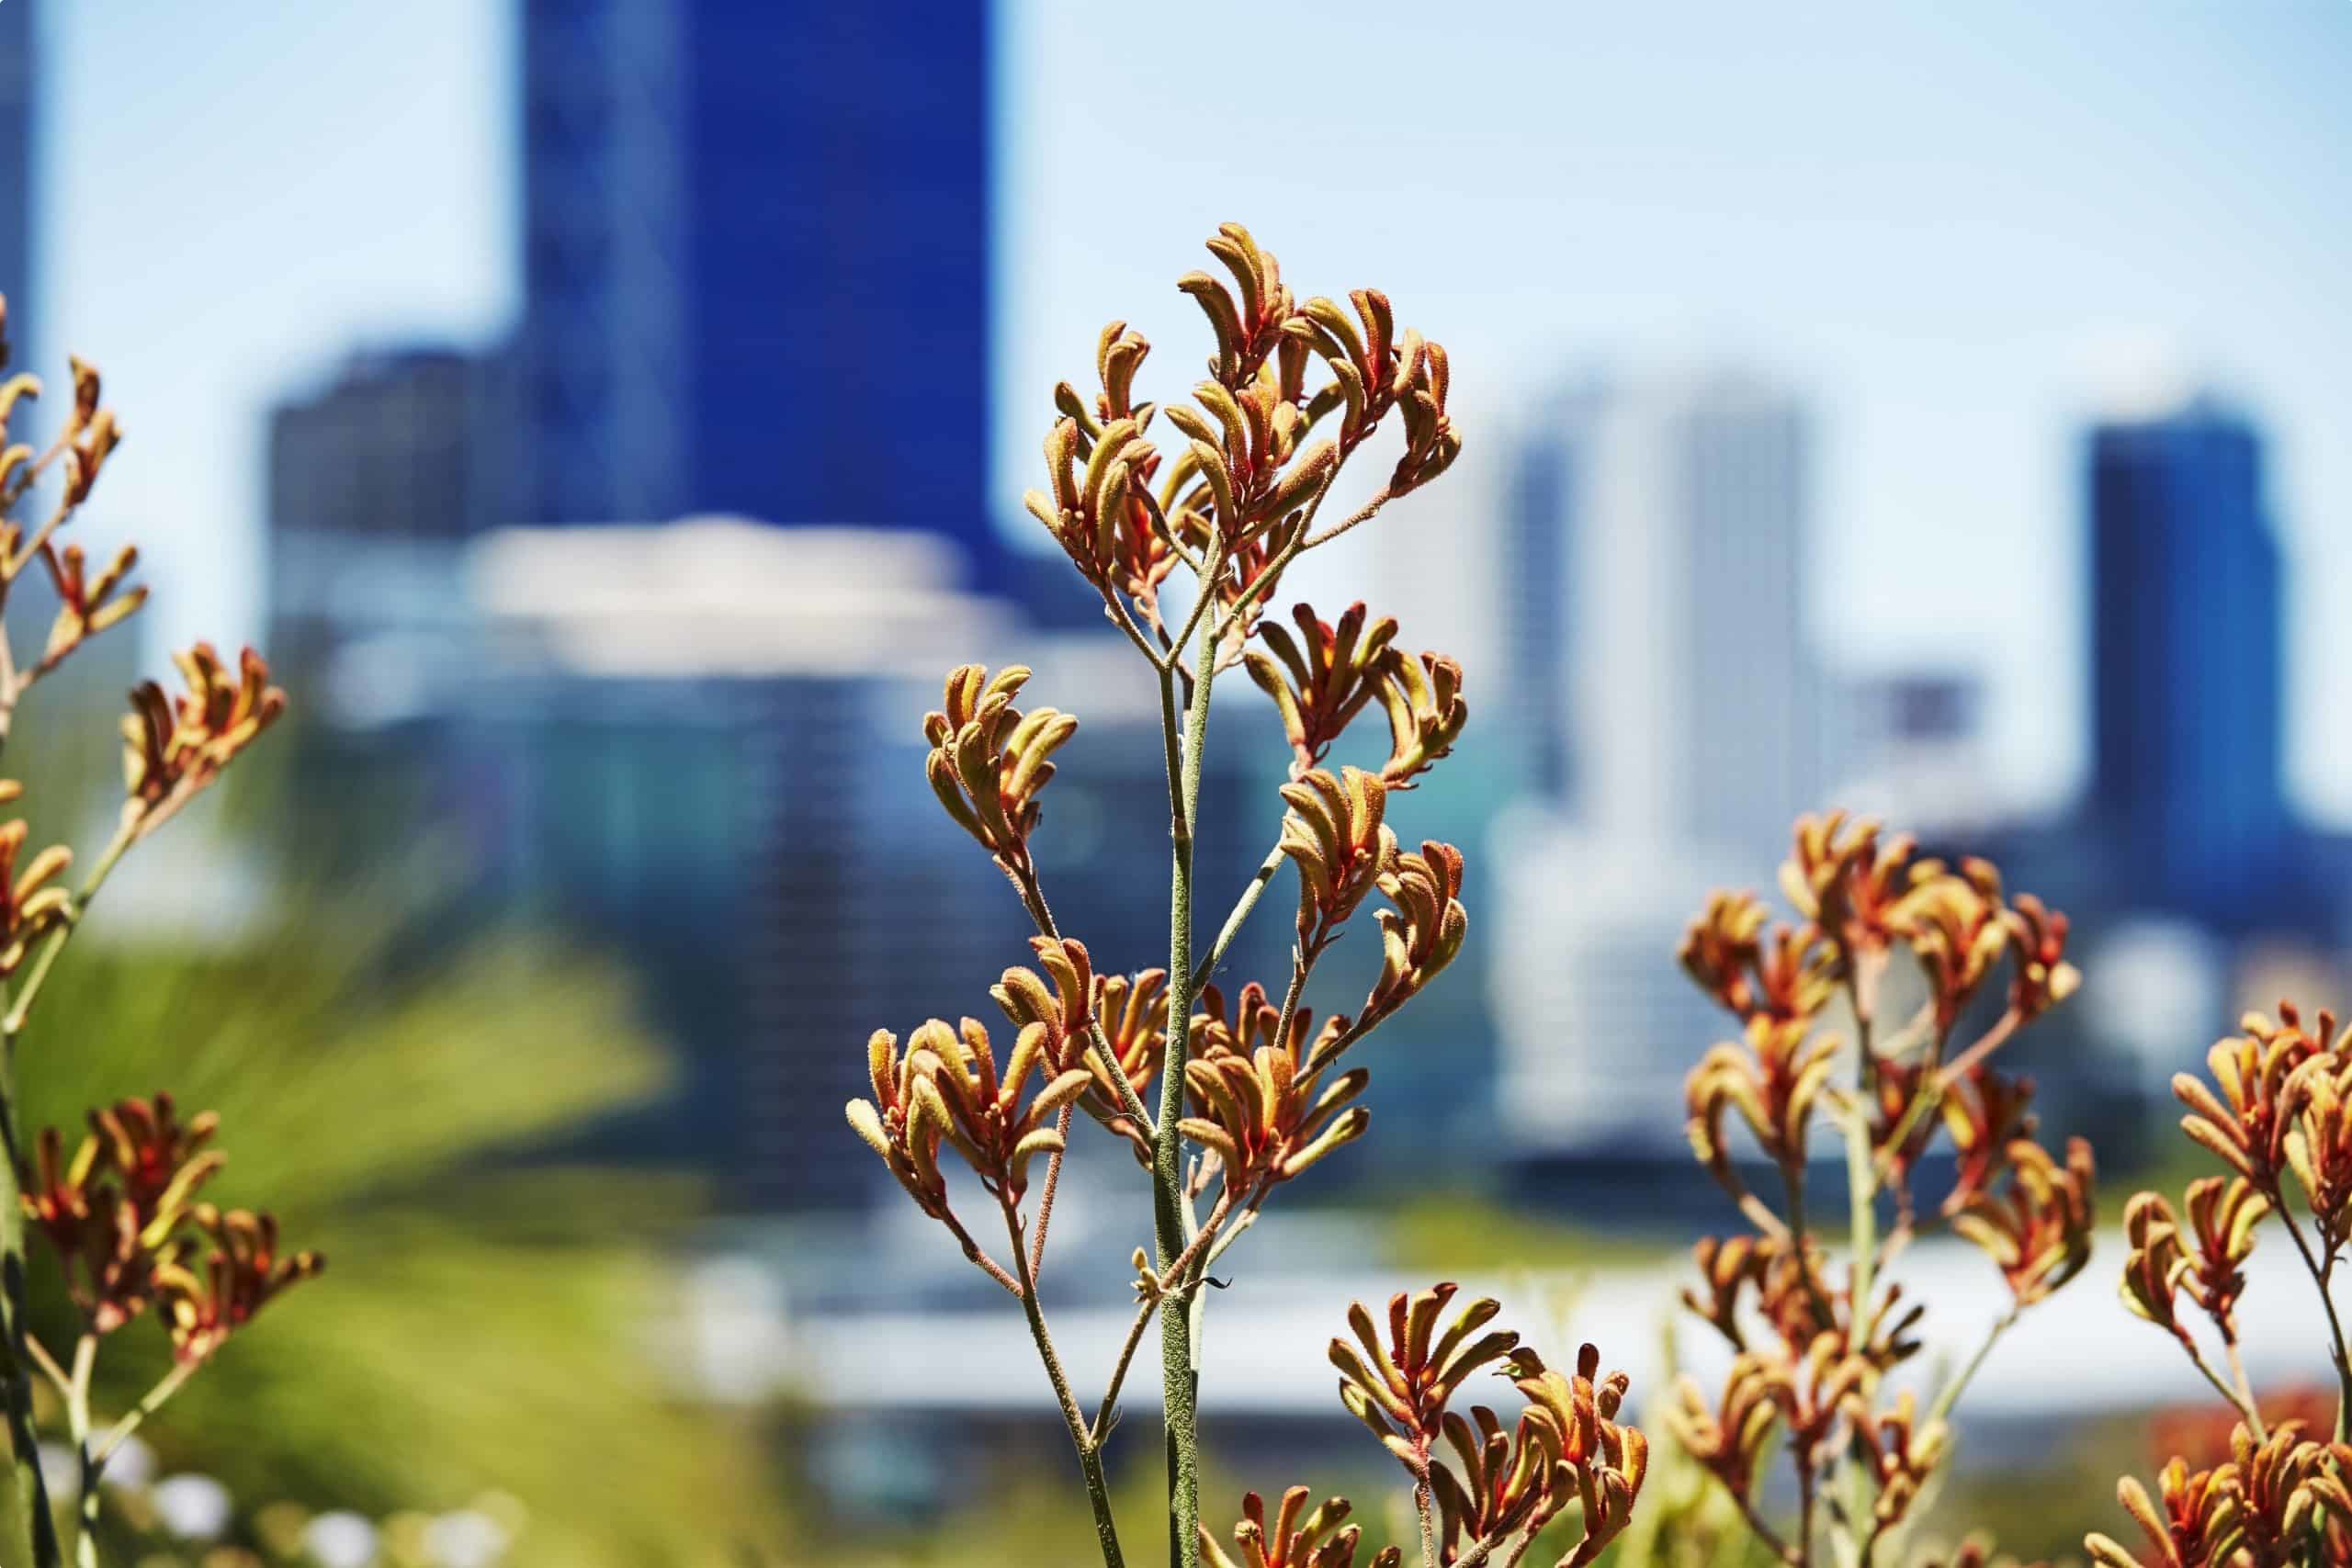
[0,1029,62,1568]
[64,1336,95,1568]
[2222,1334,2266,1442]
[2169,1325,2266,1438]
[1792,1446,1817,1568]
[1842,1122,1876,1353]
[1189,844,1286,994]
[1004,861,1159,1152]
[6,814,137,1038]
[1154,608,1221,1568]
[88,1363,196,1475]
[1841,964,1882,1361]
[1831,966,1883,1568]
[1093,1193,1231,1447]
[1725,1486,1801,1567]
[0,755,140,1568]
[1927,1306,2019,1431]
[1002,1195,1125,1568]
[2273,1204,2351,1440]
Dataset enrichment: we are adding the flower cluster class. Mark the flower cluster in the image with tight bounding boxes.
[0,298,302,1567]
[1673,811,2088,1568]
[155,1206,328,1366]
[853,224,1480,1568]
[1278,765,1396,960]
[1243,602,1466,787]
[1307,1287,1646,1568]
[1947,1135,2097,1307]
[34,539,144,677]
[2096,998,2352,1566]
[1200,1488,1392,1568]
[1030,322,1181,624]
[121,642,287,839]
[1246,604,1402,777]
[1361,840,1468,1032]
[2087,1427,2352,1568]
[0,809,72,976]
[1180,982,1365,1203]
[846,1019,1088,1217]
[1685,1014,1837,1210]
[991,936,1166,1159]
[922,663,1076,885]
[22,1095,321,1361]
[0,348,120,540]
[2120,1178,2269,1348]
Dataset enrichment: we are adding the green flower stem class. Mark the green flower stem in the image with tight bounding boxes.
[88,1364,197,1474]
[0,807,146,1568]
[1001,1195,1125,1568]
[1188,844,1286,996]
[1842,1120,1876,1355]
[2165,1325,2264,1438]
[2275,1202,2352,1441]
[1835,964,1882,1568]
[0,1021,62,1568]
[2222,1335,2267,1442]
[1004,861,1159,1151]
[1926,1305,2018,1430]
[1092,1191,1234,1447]
[1000,857,1151,1278]
[64,1336,95,1568]
[1154,604,1221,1568]
[6,811,139,1037]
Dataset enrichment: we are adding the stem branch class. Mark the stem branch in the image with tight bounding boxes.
[2275,1203,2351,1439]
[1152,610,1220,1568]
[66,1335,96,1568]
[1002,1195,1125,1568]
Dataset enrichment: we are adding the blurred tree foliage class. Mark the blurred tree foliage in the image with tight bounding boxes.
[0,701,782,1565]
[18,918,782,1564]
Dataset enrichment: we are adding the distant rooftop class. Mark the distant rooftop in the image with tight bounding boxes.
[463,517,1017,679]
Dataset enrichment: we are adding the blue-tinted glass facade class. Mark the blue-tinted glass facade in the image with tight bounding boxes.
[0,0,32,355]
[520,0,998,587]
[1503,434,1571,801]
[2088,405,2290,928]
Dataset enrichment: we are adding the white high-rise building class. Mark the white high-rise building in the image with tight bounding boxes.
[1506,368,1823,852]
[1493,368,1832,1151]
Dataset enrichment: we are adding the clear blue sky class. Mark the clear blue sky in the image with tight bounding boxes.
[36,1,2352,818]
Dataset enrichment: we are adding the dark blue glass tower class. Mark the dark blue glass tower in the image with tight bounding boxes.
[2088,401,2290,930]
[518,0,998,587]
[0,0,33,358]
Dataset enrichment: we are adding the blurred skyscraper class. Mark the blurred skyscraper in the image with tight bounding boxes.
[266,346,512,684]
[2086,398,2303,933]
[1828,671,2000,840]
[516,0,997,586]
[1495,368,1832,1159]
[452,524,1014,1202]
[0,0,31,352]
[1504,371,1826,856]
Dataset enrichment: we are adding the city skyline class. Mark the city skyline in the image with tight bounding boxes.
[27,0,2352,821]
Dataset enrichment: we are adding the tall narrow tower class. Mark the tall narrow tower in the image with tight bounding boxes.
[1494,367,1828,1153]
[516,0,998,586]
[2087,398,2290,930]
[0,0,34,355]
[1505,368,1824,860]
